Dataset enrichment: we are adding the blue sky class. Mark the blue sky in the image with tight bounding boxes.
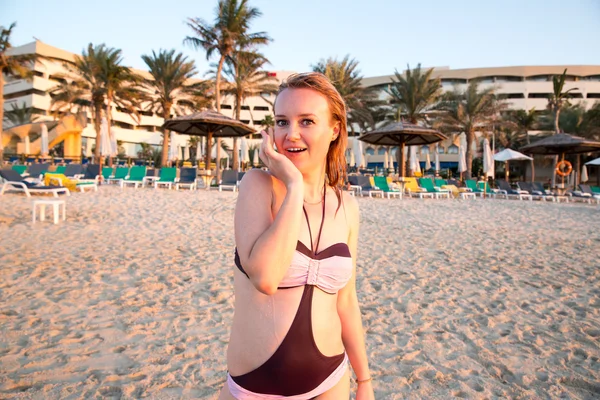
[3,0,600,78]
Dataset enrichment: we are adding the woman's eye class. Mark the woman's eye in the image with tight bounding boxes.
[301,119,315,126]
[275,120,287,127]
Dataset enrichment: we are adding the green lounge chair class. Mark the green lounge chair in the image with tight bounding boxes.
[419,178,451,199]
[121,166,146,189]
[154,167,177,189]
[106,166,129,185]
[43,166,66,176]
[11,165,27,175]
[101,167,114,182]
[373,176,402,199]
[591,186,600,194]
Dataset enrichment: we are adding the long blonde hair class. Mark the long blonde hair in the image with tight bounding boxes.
[276,72,348,208]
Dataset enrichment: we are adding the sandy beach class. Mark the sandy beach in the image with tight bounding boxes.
[0,186,599,399]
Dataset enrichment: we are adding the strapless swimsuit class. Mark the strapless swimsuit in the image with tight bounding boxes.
[228,189,353,399]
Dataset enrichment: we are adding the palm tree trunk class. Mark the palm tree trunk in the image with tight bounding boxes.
[106,99,113,167]
[466,130,474,179]
[233,91,242,171]
[215,55,226,180]
[552,108,560,187]
[527,134,535,182]
[161,104,172,167]
[0,72,4,161]
[93,103,102,159]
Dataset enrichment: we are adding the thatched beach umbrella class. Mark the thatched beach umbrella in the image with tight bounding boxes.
[520,133,600,155]
[520,133,600,187]
[163,110,255,181]
[359,122,446,177]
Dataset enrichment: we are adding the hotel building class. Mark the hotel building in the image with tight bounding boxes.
[3,41,600,174]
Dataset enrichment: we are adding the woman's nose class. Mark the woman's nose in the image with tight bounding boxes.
[286,124,301,141]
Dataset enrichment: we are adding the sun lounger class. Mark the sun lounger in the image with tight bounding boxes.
[351,175,384,197]
[44,166,66,176]
[73,164,101,184]
[45,173,98,193]
[27,163,50,179]
[372,176,402,199]
[0,169,70,198]
[495,179,532,200]
[219,170,239,192]
[572,184,600,204]
[121,166,146,188]
[403,177,434,199]
[106,166,129,185]
[63,164,84,179]
[517,182,556,202]
[154,167,177,189]
[11,165,27,175]
[418,178,451,199]
[175,168,198,190]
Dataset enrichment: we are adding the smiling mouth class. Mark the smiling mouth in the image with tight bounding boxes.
[286,148,307,153]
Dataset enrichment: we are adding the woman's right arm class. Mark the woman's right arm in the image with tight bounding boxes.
[234,129,304,295]
[234,171,303,295]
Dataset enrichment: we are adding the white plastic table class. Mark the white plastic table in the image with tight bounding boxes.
[32,199,66,224]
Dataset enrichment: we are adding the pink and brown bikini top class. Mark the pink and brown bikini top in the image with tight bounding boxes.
[234,187,353,294]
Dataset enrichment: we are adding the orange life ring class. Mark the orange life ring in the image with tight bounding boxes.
[556,160,572,177]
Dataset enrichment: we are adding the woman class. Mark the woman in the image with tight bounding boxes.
[219,72,374,399]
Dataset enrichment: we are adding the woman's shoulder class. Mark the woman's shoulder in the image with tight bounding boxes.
[238,169,275,191]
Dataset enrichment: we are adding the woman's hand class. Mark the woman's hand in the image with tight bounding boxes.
[259,128,303,188]
[356,380,374,400]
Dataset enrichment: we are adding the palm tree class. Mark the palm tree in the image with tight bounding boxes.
[3,102,41,125]
[546,69,578,185]
[222,49,277,169]
[141,49,205,166]
[185,0,271,176]
[386,64,442,175]
[312,55,380,134]
[435,81,505,179]
[51,44,141,159]
[506,108,538,181]
[49,79,90,117]
[548,69,578,134]
[101,48,143,136]
[0,22,37,159]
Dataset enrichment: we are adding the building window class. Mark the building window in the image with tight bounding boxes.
[253,120,263,125]
[33,70,44,78]
[377,147,386,155]
[566,93,583,99]
[437,146,445,154]
[585,75,600,81]
[587,93,600,98]
[526,75,549,82]
[441,78,467,86]
[420,146,430,154]
[494,76,523,82]
[112,121,134,129]
[253,106,269,111]
[240,119,250,124]
[447,145,459,154]
[3,88,47,100]
[528,93,551,99]
[220,104,232,110]
[499,93,525,99]
[241,105,250,110]
[365,147,375,155]
[470,76,494,84]
[140,110,153,117]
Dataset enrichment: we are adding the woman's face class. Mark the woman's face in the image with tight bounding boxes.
[273,88,339,173]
